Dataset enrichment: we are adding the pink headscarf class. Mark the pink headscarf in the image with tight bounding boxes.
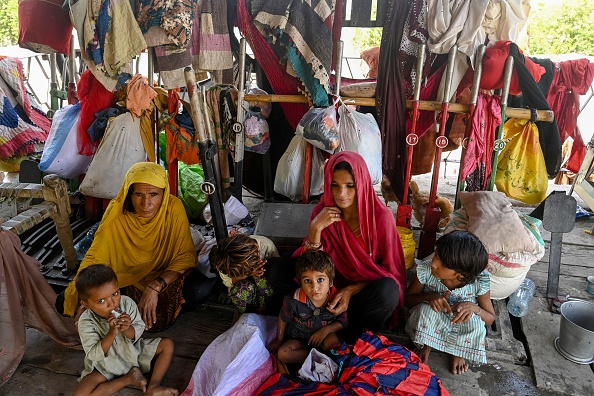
[295,151,406,308]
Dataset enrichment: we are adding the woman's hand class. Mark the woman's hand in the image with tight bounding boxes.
[327,287,352,316]
[451,302,479,324]
[139,287,159,330]
[426,293,452,315]
[311,207,342,233]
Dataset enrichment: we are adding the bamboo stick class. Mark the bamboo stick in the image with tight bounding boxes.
[243,94,554,123]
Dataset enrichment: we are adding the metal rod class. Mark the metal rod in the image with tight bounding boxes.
[488,56,514,191]
[184,67,228,242]
[231,38,248,202]
[334,41,344,95]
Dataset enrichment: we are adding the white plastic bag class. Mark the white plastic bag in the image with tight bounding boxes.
[274,135,325,201]
[337,104,382,184]
[295,105,340,152]
[39,103,93,178]
[79,113,146,199]
[297,348,338,383]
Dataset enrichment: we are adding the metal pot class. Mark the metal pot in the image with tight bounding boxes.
[554,299,594,364]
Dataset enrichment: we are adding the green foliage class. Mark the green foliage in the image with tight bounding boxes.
[528,0,594,56]
[352,27,383,54]
[0,0,19,47]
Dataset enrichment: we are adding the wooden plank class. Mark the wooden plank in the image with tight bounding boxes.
[523,297,594,395]
[0,182,44,198]
[242,94,555,121]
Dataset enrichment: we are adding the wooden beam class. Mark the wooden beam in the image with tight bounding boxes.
[0,182,44,198]
[243,94,555,123]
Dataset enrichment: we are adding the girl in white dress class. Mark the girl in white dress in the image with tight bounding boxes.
[405,231,495,374]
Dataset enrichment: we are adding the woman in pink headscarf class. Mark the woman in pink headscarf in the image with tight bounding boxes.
[294,151,406,339]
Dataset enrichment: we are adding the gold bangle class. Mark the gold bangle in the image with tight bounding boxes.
[304,238,322,250]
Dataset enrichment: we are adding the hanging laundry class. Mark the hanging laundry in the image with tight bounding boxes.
[126,74,157,118]
[70,0,146,91]
[77,70,117,155]
[250,0,342,107]
[399,0,430,96]
[427,0,531,100]
[546,59,594,173]
[139,87,168,163]
[462,92,501,190]
[205,85,234,188]
[195,0,233,73]
[18,0,73,54]
[136,0,197,89]
[377,0,415,202]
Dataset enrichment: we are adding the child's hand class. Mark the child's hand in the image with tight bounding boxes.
[115,312,132,332]
[426,293,452,315]
[108,312,121,334]
[250,259,267,278]
[308,327,330,348]
[266,338,282,355]
[451,302,479,324]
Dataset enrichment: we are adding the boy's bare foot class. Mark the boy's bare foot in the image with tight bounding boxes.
[127,367,147,392]
[414,345,432,364]
[145,385,179,396]
[449,355,469,374]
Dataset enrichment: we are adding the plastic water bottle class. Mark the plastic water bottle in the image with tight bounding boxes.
[507,278,536,317]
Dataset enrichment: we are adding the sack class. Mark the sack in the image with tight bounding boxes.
[39,103,93,178]
[79,113,146,199]
[244,110,271,154]
[495,118,548,204]
[178,162,207,219]
[337,104,382,184]
[297,348,338,383]
[295,105,340,152]
[274,135,325,201]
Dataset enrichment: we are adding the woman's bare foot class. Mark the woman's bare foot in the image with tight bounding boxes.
[449,355,469,374]
[127,367,147,392]
[145,384,179,396]
[415,345,432,364]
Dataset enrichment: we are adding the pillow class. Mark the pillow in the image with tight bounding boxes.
[459,191,534,254]
[360,47,380,78]
[340,82,377,98]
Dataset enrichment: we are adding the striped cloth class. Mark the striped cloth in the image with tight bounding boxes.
[258,331,451,395]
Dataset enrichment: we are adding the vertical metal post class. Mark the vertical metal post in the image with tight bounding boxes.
[185,68,228,241]
[49,53,59,117]
[230,39,248,202]
[488,56,514,191]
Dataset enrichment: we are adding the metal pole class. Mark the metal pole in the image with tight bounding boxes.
[488,56,514,191]
[230,38,248,202]
[184,68,228,241]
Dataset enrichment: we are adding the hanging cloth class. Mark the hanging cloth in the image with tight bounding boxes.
[378,0,414,202]
[546,59,594,173]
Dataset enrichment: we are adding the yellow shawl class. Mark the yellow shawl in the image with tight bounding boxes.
[63,162,197,316]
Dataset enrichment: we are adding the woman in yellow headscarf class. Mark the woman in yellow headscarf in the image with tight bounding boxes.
[61,162,198,331]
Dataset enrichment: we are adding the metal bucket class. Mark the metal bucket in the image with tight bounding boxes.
[554,300,594,364]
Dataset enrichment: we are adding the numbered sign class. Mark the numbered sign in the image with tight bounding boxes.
[436,136,449,149]
[201,181,216,195]
[232,122,243,133]
[494,139,506,152]
[406,134,419,146]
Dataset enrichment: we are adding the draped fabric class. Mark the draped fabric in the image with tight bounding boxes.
[294,152,406,311]
[508,43,561,178]
[546,59,594,173]
[0,229,80,387]
[63,162,197,316]
[461,92,502,190]
[258,332,451,395]
[250,0,339,107]
[377,0,412,202]
[237,0,309,129]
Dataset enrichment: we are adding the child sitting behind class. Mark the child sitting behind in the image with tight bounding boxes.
[210,234,278,316]
[267,250,347,365]
[73,264,178,396]
[405,231,495,375]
